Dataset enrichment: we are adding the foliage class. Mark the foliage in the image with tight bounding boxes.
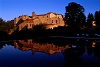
[0,18,4,22]
[32,24,46,31]
[87,13,94,27]
[65,2,86,27]
[0,18,7,31]
[0,18,14,33]
[6,20,14,29]
[94,10,100,28]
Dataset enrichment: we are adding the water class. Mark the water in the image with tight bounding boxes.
[0,38,100,67]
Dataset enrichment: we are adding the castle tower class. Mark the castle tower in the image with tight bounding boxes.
[32,11,36,18]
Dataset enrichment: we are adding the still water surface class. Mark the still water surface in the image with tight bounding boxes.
[0,38,100,67]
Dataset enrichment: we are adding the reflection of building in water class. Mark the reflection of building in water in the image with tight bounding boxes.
[14,39,71,55]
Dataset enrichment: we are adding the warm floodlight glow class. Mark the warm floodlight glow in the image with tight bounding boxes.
[92,42,96,47]
[92,21,96,26]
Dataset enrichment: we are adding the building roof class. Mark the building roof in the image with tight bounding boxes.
[36,12,62,16]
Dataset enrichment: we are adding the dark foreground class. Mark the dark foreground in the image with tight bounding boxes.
[0,37,100,67]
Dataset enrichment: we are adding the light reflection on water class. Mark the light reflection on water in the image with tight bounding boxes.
[0,38,100,67]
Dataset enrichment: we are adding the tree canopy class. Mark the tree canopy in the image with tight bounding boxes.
[0,18,14,33]
[87,13,94,27]
[94,10,100,27]
[65,2,86,27]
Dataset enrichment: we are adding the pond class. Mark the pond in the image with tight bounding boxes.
[0,38,100,67]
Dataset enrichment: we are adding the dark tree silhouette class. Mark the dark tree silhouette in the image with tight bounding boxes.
[94,10,100,30]
[6,20,14,29]
[65,2,86,28]
[0,18,7,31]
[6,20,14,33]
[32,24,46,31]
[87,13,94,26]
[86,13,94,31]
[64,2,86,34]
[0,18,3,22]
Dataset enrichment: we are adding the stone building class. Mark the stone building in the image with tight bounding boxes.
[14,12,65,31]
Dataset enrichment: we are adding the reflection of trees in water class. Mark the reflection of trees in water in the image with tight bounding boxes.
[86,41,93,55]
[0,42,6,49]
[0,41,14,49]
[63,43,85,67]
[86,41,100,58]
[63,40,100,67]
[94,42,100,58]
[63,48,85,67]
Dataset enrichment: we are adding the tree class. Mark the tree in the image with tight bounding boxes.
[6,20,14,29]
[87,13,94,28]
[0,18,3,23]
[94,10,100,28]
[32,24,46,31]
[5,20,14,33]
[65,2,86,28]
[0,18,7,31]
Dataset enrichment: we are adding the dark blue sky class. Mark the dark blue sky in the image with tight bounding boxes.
[0,0,100,21]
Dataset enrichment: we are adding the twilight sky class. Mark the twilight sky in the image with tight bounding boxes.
[0,0,100,21]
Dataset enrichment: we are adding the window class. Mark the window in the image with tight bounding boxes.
[47,16,48,18]
[30,41,32,43]
[52,20,53,23]
[30,24,31,27]
[56,20,57,23]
